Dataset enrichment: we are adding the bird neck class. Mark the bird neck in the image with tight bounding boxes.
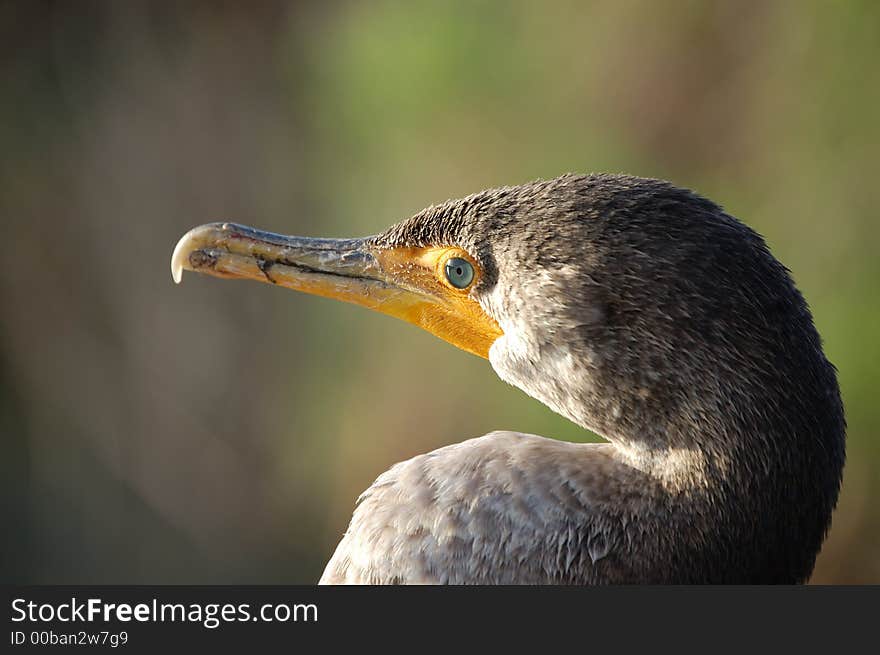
[489,335,732,492]
[489,327,841,502]
[582,392,790,499]
[607,440,720,494]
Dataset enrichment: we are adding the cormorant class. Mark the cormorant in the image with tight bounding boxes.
[171,174,845,584]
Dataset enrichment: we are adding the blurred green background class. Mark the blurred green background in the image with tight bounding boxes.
[1,1,878,583]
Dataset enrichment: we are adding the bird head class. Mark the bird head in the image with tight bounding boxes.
[172,174,843,464]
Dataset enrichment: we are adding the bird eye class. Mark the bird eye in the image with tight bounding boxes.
[444,257,475,289]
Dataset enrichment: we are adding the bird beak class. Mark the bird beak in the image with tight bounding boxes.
[171,222,502,358]
[171,222,405,310]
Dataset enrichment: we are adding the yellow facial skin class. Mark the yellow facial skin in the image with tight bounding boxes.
[171,223,503,358]
[374,246,503,358]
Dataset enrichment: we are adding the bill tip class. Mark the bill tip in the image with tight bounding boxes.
[171,231,193,284]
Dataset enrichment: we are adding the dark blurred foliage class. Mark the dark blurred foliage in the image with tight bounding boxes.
[1,0,877,583]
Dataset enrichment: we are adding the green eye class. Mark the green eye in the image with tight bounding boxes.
[444,257,475,289]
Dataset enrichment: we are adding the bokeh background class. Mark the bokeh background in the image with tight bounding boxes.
[2,0,878,583]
